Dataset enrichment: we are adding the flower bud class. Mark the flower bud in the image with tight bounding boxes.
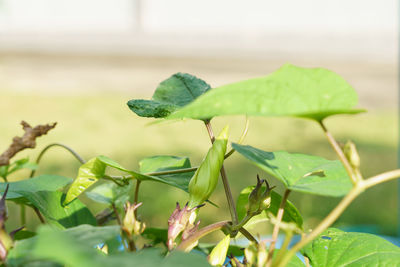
[188,126,228,208]
[244,242,257,266]
[122,202,145,237]
[247,175,275,216]
[343,141,360,169]
[208,234,230,266]
[167,202,202,250]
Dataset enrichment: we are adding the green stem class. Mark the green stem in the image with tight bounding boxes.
[238,227,258,243]
[204,121,239,226]
[277,168,400,267]
[33,207,45,224]
[319,121,358,185]
[30,143,86,178]
[145,166,198,176]
[177,220,230,251]
[274,230,293,264]
[266,189,290,267]
[134,180,141,217]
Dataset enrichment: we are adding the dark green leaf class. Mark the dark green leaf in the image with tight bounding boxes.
[142,227,168,245]
[128,73,211,118]
[302,228,400,266]
[236,186,303,228]
[167,64,364,121]
[233,143,352,197]
[0,175,72,200]
[19,191,97,229]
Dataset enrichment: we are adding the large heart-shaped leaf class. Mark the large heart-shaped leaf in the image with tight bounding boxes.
[0,175,72,201]
[127,73,211,118]
[236,186,303,228]
[167,64,364,121]
[233,143,352,197]
[301,228,400,266]
[19,191,97,229]
[65,155,195,205]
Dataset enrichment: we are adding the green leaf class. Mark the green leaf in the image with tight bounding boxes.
[86,181,133,206]
[233,143,352,197]
[66,155,195,204]
[236,186,303,228]
[127,73,211,118]
[167,64,364,121]
[8,225,211,267]
[8,158,38,175]
[139,155,195,192]
[0,175,72,200]
[19,191,97,229]
[302,228,400,266]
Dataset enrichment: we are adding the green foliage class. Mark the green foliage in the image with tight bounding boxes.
[302,228,400,266]
[127,73,211,118]
[4,63,400,267]
[0,175,72,201]
[65,155,195,204]
[236,186,303,228]
[19,191,97,229]
[167,64,364,121]
[233,143,352,197]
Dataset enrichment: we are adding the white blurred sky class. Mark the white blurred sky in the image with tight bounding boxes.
[0,0,397,61]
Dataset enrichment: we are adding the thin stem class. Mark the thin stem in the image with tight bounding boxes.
[277,168,400,267]
[145,166,198,176]
[363,169,400,189]
[30,143,86,178]
[33,207,45,224]
[204,121,239,226]
[20,205,26,225]
[238,227,258,243]
[177,220,230,251]
[224,117,250,159]
[274,230,293,264]
[111,203,123,226]
[276,185,363,267]
[266,189,291,267]
[319,121,357,185]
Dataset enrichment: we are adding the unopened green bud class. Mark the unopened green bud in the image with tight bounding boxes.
[122,202,145,237]
[188,126,228,208]
[343,141,360,169]
[247,175,274,216]
[208,234,230,266]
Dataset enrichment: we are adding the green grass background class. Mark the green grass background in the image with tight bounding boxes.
[1,91,397,238]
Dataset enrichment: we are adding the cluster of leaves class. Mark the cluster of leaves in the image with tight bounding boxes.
[1,64,400,267]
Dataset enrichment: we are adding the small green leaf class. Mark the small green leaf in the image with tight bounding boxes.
[302,228,400,266]
[233,143,352,197]
[167,64,364,121]
[19,191,97,229]
[0,175,72,201]
[236,186,303,228]
[128,73,211,119]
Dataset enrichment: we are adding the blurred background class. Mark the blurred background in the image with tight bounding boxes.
[0,0,398,240]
